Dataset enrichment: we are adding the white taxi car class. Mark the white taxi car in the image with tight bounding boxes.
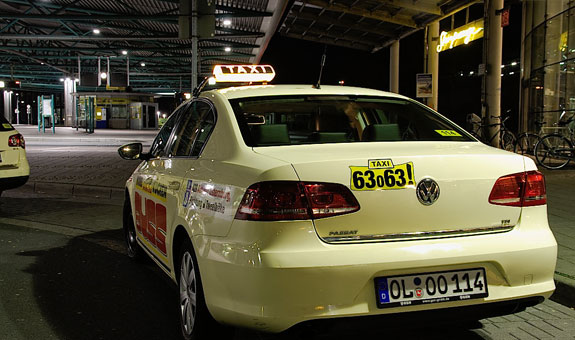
[0,117,29,196]
[119,65,556,339]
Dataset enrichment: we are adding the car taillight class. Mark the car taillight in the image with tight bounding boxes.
[488,171,546,207]
[8,133,25,149]
[235,181,360,221]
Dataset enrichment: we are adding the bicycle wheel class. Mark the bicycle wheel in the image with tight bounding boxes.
[534,134,573,170]
[500,131,516,152]
[514,133,541,156]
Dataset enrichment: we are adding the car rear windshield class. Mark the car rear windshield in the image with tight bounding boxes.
[229,95,473,147]
[0,115,14,132]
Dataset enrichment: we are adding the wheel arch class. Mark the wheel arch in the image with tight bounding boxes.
[172,225,192,280]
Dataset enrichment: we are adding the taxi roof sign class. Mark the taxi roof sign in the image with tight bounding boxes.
[213,65,275,83]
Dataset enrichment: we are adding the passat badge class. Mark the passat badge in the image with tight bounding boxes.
[416,178,440,206]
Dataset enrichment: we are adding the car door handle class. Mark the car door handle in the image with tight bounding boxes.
[168,181,180,190]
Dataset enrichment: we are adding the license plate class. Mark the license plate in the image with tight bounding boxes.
[374,268,488,308]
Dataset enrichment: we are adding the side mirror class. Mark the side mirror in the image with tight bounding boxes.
[118,143,149,160]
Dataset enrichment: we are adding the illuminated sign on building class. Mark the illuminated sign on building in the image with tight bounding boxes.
[437,19,484,53]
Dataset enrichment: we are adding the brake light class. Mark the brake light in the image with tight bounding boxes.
[488,171,546,207]
[235,181,360,221]
[8,133,25,149]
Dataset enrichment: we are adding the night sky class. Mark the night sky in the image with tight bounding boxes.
[261,3,523,131]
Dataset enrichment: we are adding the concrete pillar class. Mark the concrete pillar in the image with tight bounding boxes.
[3,91,12,122]
[427,22,439,110]
[484,0,503,147]
[389,40,399,93]
[64,78,76,127]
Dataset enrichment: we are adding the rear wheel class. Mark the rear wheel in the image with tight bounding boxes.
[535,134,573,170]
[178,238,230,340]
[500,131,516,152]
[514,133,541,156]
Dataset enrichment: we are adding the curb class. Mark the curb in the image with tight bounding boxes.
[18,181,125,201]
[552,273,575,308]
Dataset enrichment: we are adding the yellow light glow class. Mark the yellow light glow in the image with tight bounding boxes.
[213,65,275,83]
[437,19,484,53]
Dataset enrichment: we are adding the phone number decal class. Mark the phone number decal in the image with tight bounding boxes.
[350,162,415,191]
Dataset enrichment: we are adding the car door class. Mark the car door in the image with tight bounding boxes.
[163,99,233,238]
[132,103,187,269]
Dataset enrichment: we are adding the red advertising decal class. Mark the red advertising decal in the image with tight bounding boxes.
[135,192,167,255]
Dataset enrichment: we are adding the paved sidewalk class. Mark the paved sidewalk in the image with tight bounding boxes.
[6,124,575,309]
[16,124,157,147]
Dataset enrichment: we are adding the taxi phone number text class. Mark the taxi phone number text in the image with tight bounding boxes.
[350,162,415,190]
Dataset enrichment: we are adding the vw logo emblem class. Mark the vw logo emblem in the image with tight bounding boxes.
[416,178,440,206]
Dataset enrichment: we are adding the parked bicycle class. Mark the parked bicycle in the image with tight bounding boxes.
[514,119,545,156]
[469,114,516,151]
[534,115,575,170]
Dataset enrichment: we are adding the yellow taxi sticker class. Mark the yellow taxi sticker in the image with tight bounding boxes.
[350,162,415,191]
[435,130,462,137]
[2,123,11,129]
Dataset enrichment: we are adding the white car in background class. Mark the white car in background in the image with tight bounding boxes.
[119,65,557,339]
[0,117,29,196]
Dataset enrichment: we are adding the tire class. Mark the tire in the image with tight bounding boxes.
[177,238,230,340]
[534,134,573,170]
[123,196,142,260]
[514,133,541,156]
[500,131,516,152]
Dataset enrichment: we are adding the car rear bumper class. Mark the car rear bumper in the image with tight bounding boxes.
[193,205,557,332]
[0,175,29,191]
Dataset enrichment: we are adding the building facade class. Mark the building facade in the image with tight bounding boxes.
[522,0,575,132]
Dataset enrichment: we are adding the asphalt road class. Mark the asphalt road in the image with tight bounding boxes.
[1,195,575,340]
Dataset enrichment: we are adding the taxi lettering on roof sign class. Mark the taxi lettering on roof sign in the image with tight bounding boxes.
[212,64,275,83]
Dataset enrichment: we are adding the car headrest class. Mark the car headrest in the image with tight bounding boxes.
[362,124,401,141]
[251,124,291,146]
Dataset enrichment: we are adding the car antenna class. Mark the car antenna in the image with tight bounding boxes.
[314,45,327,89]
[193,77,209,98]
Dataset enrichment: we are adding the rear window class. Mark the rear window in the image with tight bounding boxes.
[0,116,14,132]
[230,95,472,147]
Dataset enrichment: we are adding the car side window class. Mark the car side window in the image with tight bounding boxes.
[168,100,216,157]
[149,104,185,158]
[191,103,216,157]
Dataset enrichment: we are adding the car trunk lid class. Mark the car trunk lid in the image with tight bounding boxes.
[253,142,526,243]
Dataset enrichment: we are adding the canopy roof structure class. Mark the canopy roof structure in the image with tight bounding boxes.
[0,0,288,92]
[279,0,480,52]
[0,0,478,93]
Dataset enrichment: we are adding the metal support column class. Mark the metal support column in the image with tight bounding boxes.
[191,0,198,91]
[427,22,439,111]
[127,56,130,87]
[106,56,110,87]
[484,0,503,147]
[389,40,399,93]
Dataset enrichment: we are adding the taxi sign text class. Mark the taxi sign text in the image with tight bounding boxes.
[369,159,394,169]
[213,64,276,83]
